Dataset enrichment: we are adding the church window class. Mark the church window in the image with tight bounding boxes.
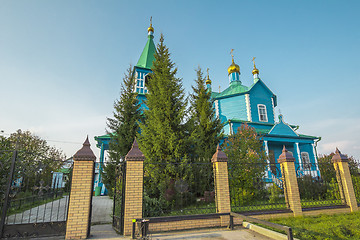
[145,74,151,86]
[140,88,144,94]
[301,152,311,170]
[137,80,140,87]
[258,104,268,122]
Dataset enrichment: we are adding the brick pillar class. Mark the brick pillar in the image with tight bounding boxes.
[332,148,358,212]
[212,144,231,227]
[278,146,302,217]
[123,139,144,236]
[66,137,96,239]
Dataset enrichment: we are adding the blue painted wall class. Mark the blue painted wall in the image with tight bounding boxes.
[249,83,275,124]
[218,95,247,123]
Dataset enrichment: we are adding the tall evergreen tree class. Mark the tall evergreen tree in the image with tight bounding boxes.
[139,34,189,211]
[103,65,141,195]
[188,67,223,159]
[138,34,187,161]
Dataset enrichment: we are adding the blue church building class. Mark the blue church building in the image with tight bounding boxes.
[208,54,321,180]
[95,23,321,192]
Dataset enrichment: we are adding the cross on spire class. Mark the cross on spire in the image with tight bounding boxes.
[230,49,234,61]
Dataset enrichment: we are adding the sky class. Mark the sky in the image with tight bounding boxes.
[0,0,359,160]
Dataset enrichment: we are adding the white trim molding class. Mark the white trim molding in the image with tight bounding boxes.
[215,100,219,117]
[295,142,302,169]
[271,97,276,123]
[245,94,252,122]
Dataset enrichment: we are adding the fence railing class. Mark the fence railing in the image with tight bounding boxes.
[296,162,345,209]
[229,162,288,213]
[143,161,216,217]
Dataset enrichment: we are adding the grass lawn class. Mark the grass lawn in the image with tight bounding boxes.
[268,211,360,240]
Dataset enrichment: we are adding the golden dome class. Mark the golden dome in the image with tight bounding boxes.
[227,59,240,75]
[206,77,211,85]
[252,57,259,75]
[148,16,154,33]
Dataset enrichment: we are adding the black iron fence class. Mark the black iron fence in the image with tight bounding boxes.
[296,162,344,208]
[143,160,216,217]
[229,161,288,213]
[112,161,126,235]
[0,150,72,238]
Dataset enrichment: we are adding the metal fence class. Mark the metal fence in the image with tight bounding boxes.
[0,150,72,238]
[229,161,288,213]
[296,162,344,208]
[143,160,216,217]
[352,175,360,205]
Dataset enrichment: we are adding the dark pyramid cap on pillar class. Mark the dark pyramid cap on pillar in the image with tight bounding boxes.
[126,138,145,161]
[332,148,348,163]
[74,136,96,161]
[278,146,295,163]
[211,144,228,162]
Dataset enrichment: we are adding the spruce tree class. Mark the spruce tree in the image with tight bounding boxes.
[187,67,223,198]
[138,34,187,161]
[139,34,189,211]
[189,67,223,160]
[104,65,141,195]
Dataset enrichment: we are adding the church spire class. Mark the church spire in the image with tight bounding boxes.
[206,68,212,92]
[252,57,260,83]
[227,49,241,84]
[136,18,156,69]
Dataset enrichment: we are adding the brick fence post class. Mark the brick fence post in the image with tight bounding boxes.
[278,146,302,217]
[66,137,96,239]
[123,139,144,235]
[212,144,231,227]
[332,148,358,212]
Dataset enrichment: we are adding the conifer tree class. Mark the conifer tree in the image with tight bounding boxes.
[104,65,141,194]
[189,67,223,160]
[138,34,187,161]
[139,34,189,210]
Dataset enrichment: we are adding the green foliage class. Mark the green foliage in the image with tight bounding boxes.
[318,153,359,183]
[138,34,187,161]
[297,175,328,200]
[351,175,360,201]
[0,130,65,205]
[104,65,142,196]
[188,67,223,159]
[223,123,267,205]
[326,178,341,200]
[269,183,283,203]
[270,211,360,240]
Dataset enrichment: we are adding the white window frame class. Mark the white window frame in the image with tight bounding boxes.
[257,104,268,122]
[301,152,311,170]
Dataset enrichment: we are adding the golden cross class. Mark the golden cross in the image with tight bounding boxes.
[207,68,209,78]
[219,85,221,93]
[252,57,256,67]
[150,16,152,27]
[230,49,234,60]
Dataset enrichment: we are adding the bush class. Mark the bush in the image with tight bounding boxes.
[269,183,283,203]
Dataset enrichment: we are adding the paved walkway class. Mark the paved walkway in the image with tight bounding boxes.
[5,195,69,224]
[92,196,113,224]
[89,225,273,240]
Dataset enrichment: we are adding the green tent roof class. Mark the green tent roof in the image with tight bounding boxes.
[212,81,248,99]
[136,35,156,69]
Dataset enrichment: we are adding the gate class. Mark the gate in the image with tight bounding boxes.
[112,161,126,235]
[0,150,72,239]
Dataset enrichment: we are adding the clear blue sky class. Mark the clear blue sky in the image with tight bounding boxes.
[1,0,359,160]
